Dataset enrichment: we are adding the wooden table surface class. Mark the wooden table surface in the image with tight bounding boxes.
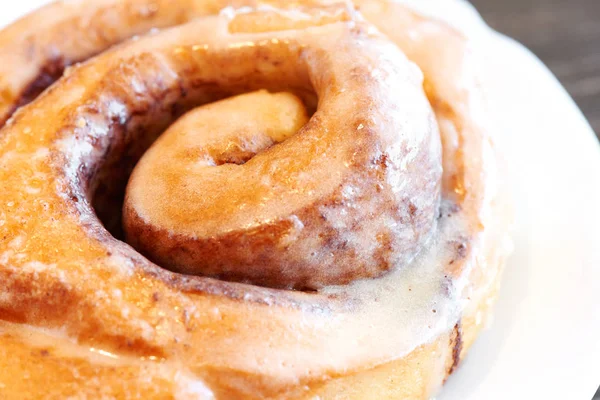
[470,0,600,140]
[469,1,600,397]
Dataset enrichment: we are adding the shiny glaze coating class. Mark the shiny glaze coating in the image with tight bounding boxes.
[0,0,225,126]
[119,18,442,289]
[124,90,337,288]
[0,1,511,399]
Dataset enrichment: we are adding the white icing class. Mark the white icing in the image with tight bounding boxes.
[23,261,56,273]
[321,208,469,361]
[174,372,215,400]
[105,253,136,277]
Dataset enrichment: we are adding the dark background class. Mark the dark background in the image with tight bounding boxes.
[471,0,600,140]
[469,0,600,398]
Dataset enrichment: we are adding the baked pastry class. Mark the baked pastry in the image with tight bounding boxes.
[0,1,511,399]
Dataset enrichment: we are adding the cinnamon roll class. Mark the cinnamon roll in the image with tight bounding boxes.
[0,1,511,399]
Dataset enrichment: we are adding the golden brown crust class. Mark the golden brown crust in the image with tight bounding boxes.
[119,35,441,289]
[0,248,507,399]
[0,1,511,399]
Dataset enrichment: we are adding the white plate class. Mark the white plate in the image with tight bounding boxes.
[1,1,600,399]
[441,21,600,400]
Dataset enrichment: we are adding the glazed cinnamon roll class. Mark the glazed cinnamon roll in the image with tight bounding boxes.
[0,1,511,399]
